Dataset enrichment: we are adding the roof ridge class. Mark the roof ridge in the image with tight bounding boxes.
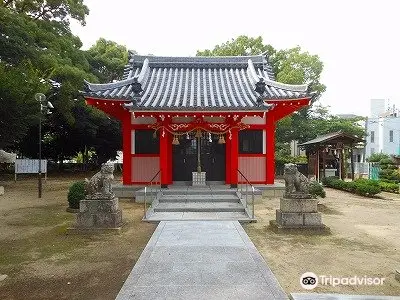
[129,53,265,59]
[84,76,137,92]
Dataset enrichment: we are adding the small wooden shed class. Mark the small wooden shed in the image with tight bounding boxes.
[299,131,364,182]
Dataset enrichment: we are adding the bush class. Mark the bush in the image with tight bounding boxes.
[378,181,400,193]
[321,176,339,186]
[322,177,381,197]
[379,158,394,165]
[376,156,400,183]
[309,181,326,198]
[353,179,380,196]
[344,181,357,193]
[67,181,86,209]
[367,153,390,162]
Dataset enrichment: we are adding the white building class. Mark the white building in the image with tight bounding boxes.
[365,99,400,158]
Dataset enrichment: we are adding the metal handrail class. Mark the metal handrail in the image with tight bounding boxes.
[237,169,255,219]
[144,170,161,219]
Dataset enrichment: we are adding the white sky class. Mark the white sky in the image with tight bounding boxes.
[70,0,400,117]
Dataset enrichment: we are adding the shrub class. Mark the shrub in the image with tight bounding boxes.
[354,181,380,196]
[379,158,394,165]
[378,181,400,193]
[321,176,339,186]
[344,181,357,193]
[322,177,381,197]
[309,181,326,198]
[67,181,86,209]
[367,153,390,162]
[376,157,400,183]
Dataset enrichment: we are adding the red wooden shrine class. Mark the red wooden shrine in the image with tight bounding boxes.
[83,54,311,187]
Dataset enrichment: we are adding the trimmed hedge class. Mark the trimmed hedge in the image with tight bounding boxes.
[322,177,381,197]
[378,181,399,193]
[67,181,85,209]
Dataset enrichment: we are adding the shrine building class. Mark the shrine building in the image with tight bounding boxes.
[83,53,311,188]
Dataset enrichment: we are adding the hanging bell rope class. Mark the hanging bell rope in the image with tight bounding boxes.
[195,129,202,138]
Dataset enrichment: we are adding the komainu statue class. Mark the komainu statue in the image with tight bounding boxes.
[84,163,115,199]
[283,163,310,198]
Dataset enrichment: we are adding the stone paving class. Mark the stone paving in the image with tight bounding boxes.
[290,293,400,300]
[116,221,288,300]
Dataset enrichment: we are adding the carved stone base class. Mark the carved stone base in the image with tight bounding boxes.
[284,192,312,199]
[280,198,318,213]
[73,197,122,229]
[269,220,330,234]
[272,197,328,231]
[276,210,322,227]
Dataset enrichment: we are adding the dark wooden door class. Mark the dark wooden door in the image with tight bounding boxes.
[201,136,226,181]
[172,138,197,181]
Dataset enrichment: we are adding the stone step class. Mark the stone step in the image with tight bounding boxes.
[144,211,254,222]
[154,202,245,212]
[161,189,237,196]
[159,194,240,203]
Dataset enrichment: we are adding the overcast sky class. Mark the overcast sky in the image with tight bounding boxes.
[70,0,400,117]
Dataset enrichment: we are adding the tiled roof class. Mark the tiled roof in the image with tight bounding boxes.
[83,53,310,111]
[299,131,364,146]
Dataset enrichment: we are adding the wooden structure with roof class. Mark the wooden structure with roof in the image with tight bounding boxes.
[83,53,312,187]
[300,131,364,181]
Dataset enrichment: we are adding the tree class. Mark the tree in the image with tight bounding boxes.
[197,35,325,102]
[271,46,325,102]
[1,0,89,27]
[197,35,275,58]
[1,3,124,164]
[197,36,365,165]
[0,62,47,149]
[197,36,326,143]
[86,38,129,83]
[290,103,366,143]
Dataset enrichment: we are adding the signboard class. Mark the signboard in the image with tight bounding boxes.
[15,159,47,181]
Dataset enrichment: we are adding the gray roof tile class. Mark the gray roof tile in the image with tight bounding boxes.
[83,54,310,111]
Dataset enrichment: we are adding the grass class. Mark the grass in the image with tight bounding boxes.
[0,214,92,269]
[4,204,72,227]
[0,193,156,300]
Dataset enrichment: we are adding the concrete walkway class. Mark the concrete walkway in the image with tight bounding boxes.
[116,221,288,300]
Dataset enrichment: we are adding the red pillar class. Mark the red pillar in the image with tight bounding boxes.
[160,129,169,188]
[167,133,173,184]
[266,115,275,184]
[230,128,239,188]
[225,132,231,184]
[122,112,132,185]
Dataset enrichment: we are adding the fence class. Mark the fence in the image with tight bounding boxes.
[351,162,380,180]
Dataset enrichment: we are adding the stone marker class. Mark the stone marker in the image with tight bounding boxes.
[270,163,329,232]
[68,163,122,233]
[0,186,4,196]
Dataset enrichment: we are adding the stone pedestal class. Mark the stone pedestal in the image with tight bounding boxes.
[73,197,122,231]
[270,197,329,232]
[192,172,206,186]
[0,186,4,196]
